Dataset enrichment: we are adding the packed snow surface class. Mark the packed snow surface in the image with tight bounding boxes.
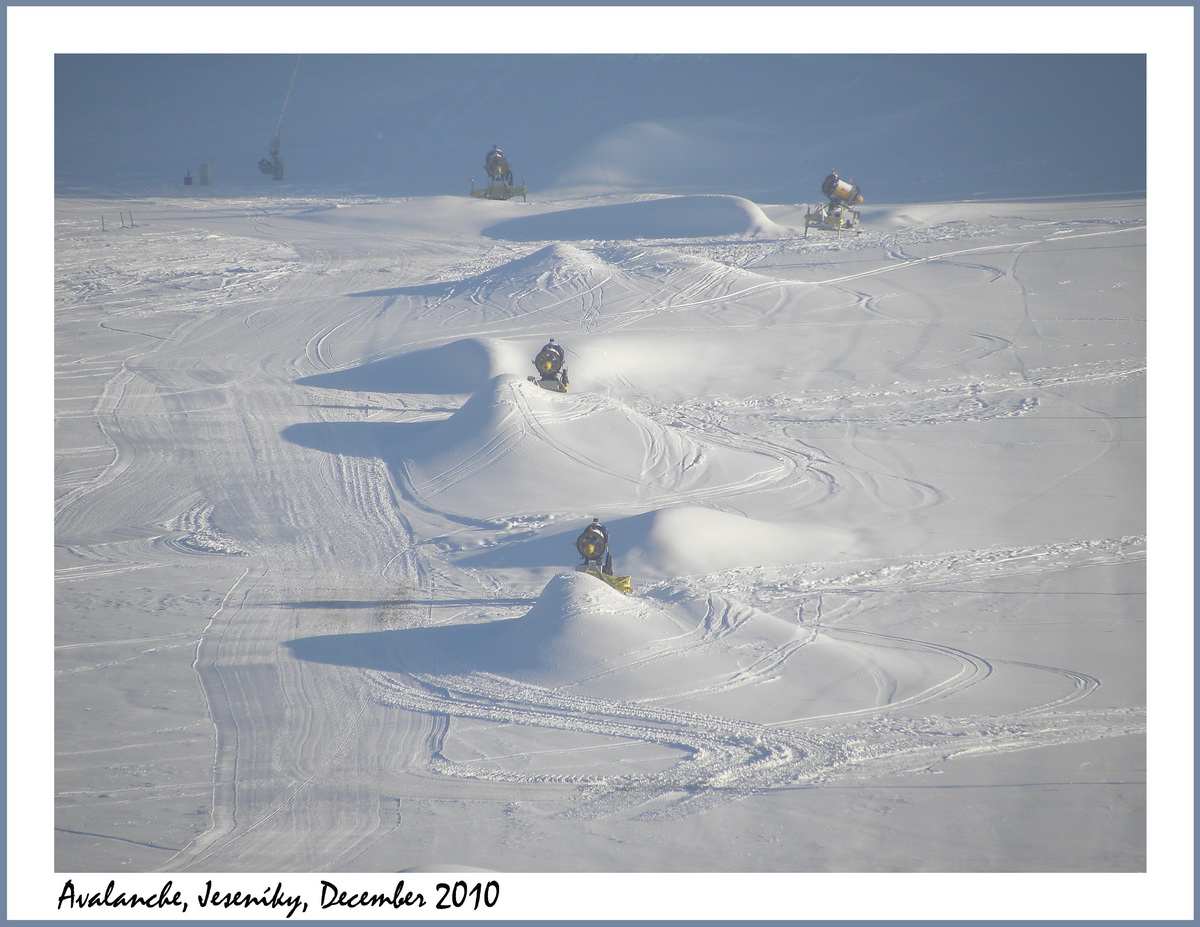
[53,187,1149,902]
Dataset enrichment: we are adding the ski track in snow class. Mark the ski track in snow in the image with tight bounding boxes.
[350,534,1144,824]
[362,659,1142,824]
[53,195,1147,871]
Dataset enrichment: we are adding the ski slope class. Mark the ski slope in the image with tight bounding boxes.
[51,189,1152,892]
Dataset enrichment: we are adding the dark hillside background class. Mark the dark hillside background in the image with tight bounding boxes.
[55,53,1146,203]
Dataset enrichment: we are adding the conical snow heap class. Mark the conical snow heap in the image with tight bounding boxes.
[398,375,777,519]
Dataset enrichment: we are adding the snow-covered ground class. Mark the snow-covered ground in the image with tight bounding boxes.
[16,5,1196,921]
[52,189,1151,875]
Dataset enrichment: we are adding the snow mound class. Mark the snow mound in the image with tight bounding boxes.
[474,241,613,287]
[476,572,823,710]
[483,194,787,242]
[396,242,613,303]
[495,571,680,684]
[398,375,782,519]
[283,572,678,693]
[449,571,812,706]
[282,566,920,718]
[286,196,526,238]
[608,506,856,579]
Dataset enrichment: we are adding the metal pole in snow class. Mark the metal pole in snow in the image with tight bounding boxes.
[269,55,302,176]
[274,55,301,142]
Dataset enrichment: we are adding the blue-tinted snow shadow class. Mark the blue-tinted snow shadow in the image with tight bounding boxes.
[345,280,456,299]
[280,419,435,462]
[295,340,492,395]
[273,598,534,610]
[482,196,771,242]
[284,618,543,676]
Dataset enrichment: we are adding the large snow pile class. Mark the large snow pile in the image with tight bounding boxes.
[484,194,786,241]
[393,374,777,519]
[611,506,855,579]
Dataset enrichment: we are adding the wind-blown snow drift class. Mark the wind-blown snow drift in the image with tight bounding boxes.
[601,506,856,579]
[484,194,786,241]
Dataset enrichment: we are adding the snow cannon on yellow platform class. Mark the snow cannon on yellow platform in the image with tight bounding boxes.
[470,145,528,201]
[822,171,864,207]
[528,338,569,393]
[573,519,633,594]
[485,147,512,184]
[805,171,864,235]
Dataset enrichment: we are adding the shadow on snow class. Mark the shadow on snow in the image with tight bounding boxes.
[284,618,545,676]
[295,339,492,395]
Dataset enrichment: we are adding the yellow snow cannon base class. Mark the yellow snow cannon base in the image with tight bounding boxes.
[804,205,860,233]
[575,564,633,595]
[471,181,528,201]
[810,210,848,228]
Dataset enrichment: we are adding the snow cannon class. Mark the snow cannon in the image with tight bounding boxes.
[258,155,283,180]
[805,171,864,236]
[528,338,569,393]
[258,58,299,182]
[471,145,528,201]
[821,171,864,207]
[576,519,609,565]
[574,519,633,595]
[485,147,512,183]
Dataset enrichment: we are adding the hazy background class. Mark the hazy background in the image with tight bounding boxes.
[54,53,1146,202]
